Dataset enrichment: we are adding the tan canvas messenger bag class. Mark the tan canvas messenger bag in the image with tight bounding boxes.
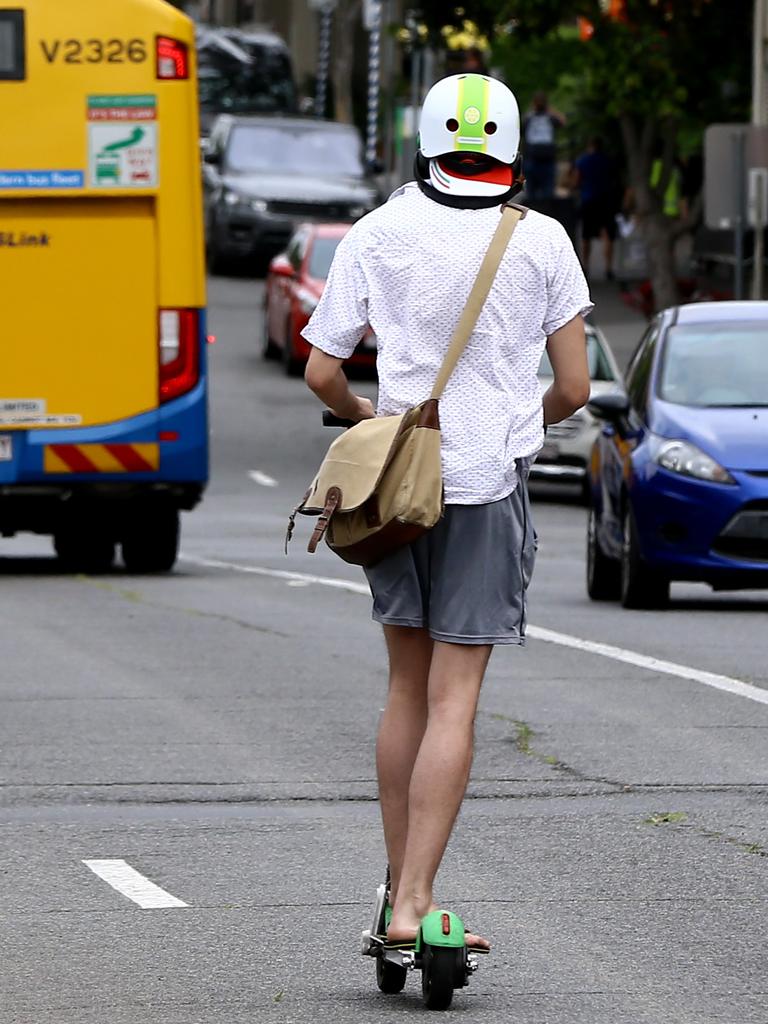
[286,203,525,568]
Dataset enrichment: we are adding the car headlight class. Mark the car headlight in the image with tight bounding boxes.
[654,439,735,484]
[223,189,267,213]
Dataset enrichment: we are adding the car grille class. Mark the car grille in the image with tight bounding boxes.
[267,200,352,220]
[546,413,587,440]
[712,503,768,562]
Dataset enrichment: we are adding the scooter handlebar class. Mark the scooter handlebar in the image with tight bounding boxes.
[322,411,356,428]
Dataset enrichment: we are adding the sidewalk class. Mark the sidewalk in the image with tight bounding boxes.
[588,277,646,370]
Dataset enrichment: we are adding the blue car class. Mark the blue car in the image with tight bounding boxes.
[586,300,768,608]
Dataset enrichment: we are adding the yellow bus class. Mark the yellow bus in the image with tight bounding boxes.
[0,0,208,572]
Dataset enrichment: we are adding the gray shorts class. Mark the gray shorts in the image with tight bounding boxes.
[364,460,537,646]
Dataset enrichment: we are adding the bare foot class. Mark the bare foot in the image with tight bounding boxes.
[386,902,437,945]
[464,929,491,952]
[387,909,490,951]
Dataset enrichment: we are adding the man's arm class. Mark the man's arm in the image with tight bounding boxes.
[304,347,375,422]
[542,315,591,427]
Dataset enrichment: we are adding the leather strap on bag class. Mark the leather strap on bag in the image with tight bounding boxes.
[429,204,525,402]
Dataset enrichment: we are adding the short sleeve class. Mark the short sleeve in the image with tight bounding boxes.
[301,230,368,359]
[542,226,594,337]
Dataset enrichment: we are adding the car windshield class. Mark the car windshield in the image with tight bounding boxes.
[538,332,615,381]
[226,125,364,177]
[308,236,342,279]
[197,50,296,114]
[659,322,768,407]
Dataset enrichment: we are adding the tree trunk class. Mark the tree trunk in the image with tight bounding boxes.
[643,213,679,313]
[332,0,360,124]
[620,113,681,315]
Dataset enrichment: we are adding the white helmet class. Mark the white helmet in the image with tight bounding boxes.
[417,74,522,202]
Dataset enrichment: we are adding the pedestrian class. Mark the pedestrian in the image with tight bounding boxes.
[521,90,566,200]
[302,73,592,951]
[571,135,619,280]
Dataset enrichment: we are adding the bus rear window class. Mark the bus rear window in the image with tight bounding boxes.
[0,10,25,81]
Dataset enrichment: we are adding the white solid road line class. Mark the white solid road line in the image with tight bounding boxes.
[526,625,768,707]
[83,859,189,909]
[248,470,278,487]
[180,554,768,708]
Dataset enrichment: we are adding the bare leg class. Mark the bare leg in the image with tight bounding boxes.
[387,641,492,948]
[376,625,433,902]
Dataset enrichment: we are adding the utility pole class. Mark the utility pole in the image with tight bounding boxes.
[363,0,384,168]
[752,0,768,296]
[309,0,337,119]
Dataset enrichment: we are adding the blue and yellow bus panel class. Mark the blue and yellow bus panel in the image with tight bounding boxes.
[0,0,208,572]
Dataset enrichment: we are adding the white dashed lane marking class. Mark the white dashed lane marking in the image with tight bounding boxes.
[83,859,189,909]
[248,470,278,487]
[180,554,768,708]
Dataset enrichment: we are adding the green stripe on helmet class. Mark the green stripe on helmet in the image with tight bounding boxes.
[455,74,488,153]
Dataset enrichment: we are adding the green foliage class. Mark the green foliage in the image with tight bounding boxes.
[493,0,751,150]
[418,2,502,37]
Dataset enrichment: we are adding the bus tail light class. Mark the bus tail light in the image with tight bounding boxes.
[156,36,189,80]
[159,309,199,403]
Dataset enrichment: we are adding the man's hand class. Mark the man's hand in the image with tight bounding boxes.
[340,396,375,422]
[305,346,375,422]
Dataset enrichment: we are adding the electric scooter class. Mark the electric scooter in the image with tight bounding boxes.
[360,870,486,1010]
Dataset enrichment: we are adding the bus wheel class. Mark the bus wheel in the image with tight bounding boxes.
[54,525,115,575]
[121,507,180,574]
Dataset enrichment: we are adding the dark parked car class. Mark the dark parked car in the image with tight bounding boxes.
[587,300,768,609]
[203,115,379,271]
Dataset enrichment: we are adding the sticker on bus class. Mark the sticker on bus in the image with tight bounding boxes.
[87,94,157,123]
[0,399,81,427]
[0,170,84,189]
[88,123,157,188]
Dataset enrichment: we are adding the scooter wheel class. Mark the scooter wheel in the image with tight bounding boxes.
[376,955,407,994]
[421,944,460,1010]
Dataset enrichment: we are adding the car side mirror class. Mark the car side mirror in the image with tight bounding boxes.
[587,392,630,422]
[203,149,220,165]
[269,254,295,278]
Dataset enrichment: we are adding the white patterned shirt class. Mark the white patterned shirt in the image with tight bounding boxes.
[302,183,592,504]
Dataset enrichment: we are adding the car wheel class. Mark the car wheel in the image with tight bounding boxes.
[586,505,621,601]
[282,316,304,377]
[620,506,670,610]
[261,302,278,360]
[205,215,227,275]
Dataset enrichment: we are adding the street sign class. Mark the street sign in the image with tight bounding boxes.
[704,123,768,229]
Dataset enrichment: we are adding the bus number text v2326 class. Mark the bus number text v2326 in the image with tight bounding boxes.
[39,39,148,65]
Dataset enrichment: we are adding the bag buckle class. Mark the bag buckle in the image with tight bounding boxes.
[307,486,342,553]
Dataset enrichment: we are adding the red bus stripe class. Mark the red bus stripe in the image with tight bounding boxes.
[104,444,155,473]
[50,445,98,473]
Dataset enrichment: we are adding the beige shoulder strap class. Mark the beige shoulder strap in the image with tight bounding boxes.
[430,204,524,402]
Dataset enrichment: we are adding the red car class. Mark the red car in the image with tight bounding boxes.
[262,223,377,376]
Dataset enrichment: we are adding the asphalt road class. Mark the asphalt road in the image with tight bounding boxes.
[2,274,767,1024]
